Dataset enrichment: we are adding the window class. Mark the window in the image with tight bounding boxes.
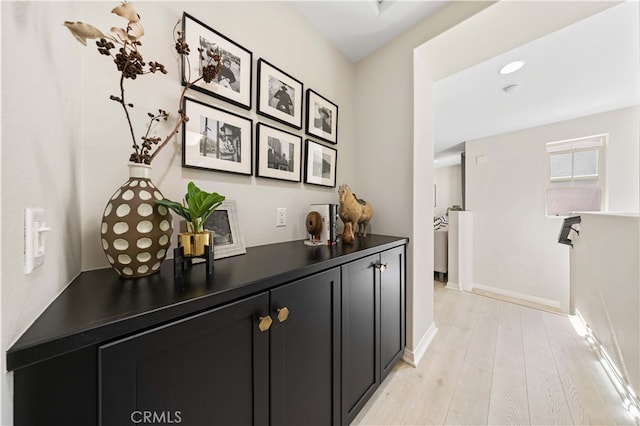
[545,134,606,216]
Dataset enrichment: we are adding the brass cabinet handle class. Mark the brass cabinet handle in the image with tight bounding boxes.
[375,263,388,272]
[277,307,290,323]
[258,315,273,332]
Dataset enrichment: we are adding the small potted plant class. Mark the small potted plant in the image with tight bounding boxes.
[157,182,225,257]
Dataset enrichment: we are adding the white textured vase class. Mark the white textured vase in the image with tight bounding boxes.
[100,164,173,277]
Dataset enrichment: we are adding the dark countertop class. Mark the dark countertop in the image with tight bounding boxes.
[7,235,408,371]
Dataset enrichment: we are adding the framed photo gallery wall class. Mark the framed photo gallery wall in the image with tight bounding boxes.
[180,12,340,184]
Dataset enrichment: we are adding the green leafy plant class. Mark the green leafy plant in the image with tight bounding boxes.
[157,182,225,233]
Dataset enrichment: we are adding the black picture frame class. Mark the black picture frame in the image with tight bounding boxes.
[304,139,337,188]
[305,89,338,144]
[182,97,253,175]
[181,12,253,110]
[256,58,304,129]
[256,122,302,182]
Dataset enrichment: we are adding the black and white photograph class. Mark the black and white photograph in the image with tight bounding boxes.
[217,51,241,93]
[305,89,338,144]
[257,58,303,129]
[269,79,294,116]
[256,122,302,182]
[208,209,232,245]
[182,12,252,110]
[304,139,337,187]
[314,107,332,133]
[203,200,246,259]
[199,35,241,94]
[198,117,241,163]
[267,136,295,172]
[182,97,253,175]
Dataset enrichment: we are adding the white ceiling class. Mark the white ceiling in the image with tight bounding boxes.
[289,0,450,63]
[434,1,640,166]
[291,1,640,168]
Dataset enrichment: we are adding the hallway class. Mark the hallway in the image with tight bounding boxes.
[352,282,635,425]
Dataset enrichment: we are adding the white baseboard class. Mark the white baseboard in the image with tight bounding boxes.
[472,282,562,311]
[445,281,462,291]
[403,322,438,367]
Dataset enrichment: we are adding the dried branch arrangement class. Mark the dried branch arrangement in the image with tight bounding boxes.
[64,1,221,164]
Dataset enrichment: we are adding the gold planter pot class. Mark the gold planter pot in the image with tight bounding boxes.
[178,231,213,257]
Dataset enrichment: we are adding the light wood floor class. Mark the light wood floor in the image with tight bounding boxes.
[352,282,636,425]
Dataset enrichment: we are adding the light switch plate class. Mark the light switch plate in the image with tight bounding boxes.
[25,208,49,274]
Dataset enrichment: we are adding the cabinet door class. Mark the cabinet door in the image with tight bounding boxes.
[270,268,341,426]
[380,246,406,380]
[99,292,270,426]
[341,254,380,425]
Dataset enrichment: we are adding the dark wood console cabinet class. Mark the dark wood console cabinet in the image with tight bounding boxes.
[7,235,407,426]
[341,246,405,425]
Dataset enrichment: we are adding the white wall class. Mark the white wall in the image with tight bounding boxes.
[570,213,640,393]
[434,164,462,217]
[466,106,640,313]
[1,2,84,423]
[354,1,492,361]
[80,1,357,270]
[447,211,473,292]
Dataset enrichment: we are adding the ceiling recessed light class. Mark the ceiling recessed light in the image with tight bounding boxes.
[499,60,525,75]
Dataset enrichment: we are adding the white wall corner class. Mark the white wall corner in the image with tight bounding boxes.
[403,321,438,367]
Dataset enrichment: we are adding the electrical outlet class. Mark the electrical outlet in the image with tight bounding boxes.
[276,208,287,227]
